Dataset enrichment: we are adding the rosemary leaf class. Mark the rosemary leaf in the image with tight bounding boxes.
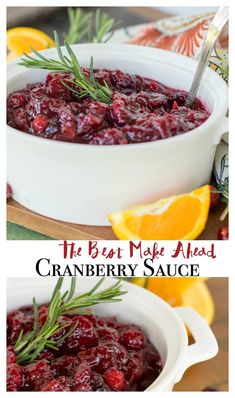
[64,8,119,45]
[64,8,92,45]
[19,31,113,104]
[14,278,127,364]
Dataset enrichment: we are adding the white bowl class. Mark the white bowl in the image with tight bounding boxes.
[7,44,228,226]
[7,277,218,391]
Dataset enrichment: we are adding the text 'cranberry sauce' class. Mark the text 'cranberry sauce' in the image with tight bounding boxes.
[7,306,163,391]
[7,69,210,145]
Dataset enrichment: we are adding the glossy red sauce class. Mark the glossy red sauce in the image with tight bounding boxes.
[7,69,209,145]
[7,306,163,391]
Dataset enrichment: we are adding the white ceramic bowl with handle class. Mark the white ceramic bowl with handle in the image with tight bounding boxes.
[7,44,228,225]
[7,277,218,391]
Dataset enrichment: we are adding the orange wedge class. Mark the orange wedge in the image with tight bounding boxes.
[146,277,207,306]
[109,185,210,240]
[132,277,214,325]
[7,27,55,60]
[181,281,215,325]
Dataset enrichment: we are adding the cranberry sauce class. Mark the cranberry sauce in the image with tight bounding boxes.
[7,69,209,145]
[7,307,163,391]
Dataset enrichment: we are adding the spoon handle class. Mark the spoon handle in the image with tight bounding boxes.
[186,7,228,107]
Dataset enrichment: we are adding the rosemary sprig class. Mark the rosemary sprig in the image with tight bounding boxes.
[14,277,126,364]
[18,31,113,104]
[64,8,119,45]
[91,9,118,43]
[64,8,92,45]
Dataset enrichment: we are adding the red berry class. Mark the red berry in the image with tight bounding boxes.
[120,328,146,349]
[47,76,72,101]
[103,368,125,391]
[172,100,179,110]
[126,357,144,383]
[7,363,22,391]
[110,100,130,126]
[203,386,218,391]
[22,360,52,390]
[64,315,97,351]
[218,226,228,240]
[7,92,27,108]
[73,362,92,391]
[51,355,79,375]
[7,305,163,391]
[31,114,49,133]
[209,185,221,208]
[97,326,119,342]
[7,183,12,200]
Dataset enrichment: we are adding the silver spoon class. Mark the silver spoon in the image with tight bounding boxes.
[185,7,228,107]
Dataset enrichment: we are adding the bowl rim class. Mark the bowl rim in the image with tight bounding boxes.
[7,277,188,391]
[7,43,228,152]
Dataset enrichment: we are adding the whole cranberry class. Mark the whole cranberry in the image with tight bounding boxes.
[111,70,134,90]
[120,328,146,349]
[22,360,52,390]
[7,183,12,200]
[110,101,130,126]
[7,363,22,391]
[203,386,218,391]
[97,326,119,342]
[72,361,92,391]
[31,114,49,134]
[126,357,144,383]
[103,368,125,391]
[51,355,79,375]
[47,76,72,101]
[209,185,221,208]
[12,108,30,131]
[7,92,27,109]
[7,310,34,345]
[218,226,228,240]
[64,315,97,351]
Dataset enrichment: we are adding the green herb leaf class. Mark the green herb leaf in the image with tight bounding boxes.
[14,277,127,364]
[64,8,119,45]
[18,31,113,104]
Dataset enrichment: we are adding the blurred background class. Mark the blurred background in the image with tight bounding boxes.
[7,7,218,34]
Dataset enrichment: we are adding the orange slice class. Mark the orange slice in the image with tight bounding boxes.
[109,185,210,240]
[146,277,207,306]
[7,27,55,59]
[132,277,214,325]
[181,281,215,325]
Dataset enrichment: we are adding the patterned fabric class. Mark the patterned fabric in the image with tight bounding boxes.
[128,13,228,84]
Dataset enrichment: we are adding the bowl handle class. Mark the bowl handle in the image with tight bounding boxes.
[173,306,218,383]
[214,115,228,145]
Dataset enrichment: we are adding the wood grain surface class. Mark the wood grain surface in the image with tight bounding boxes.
[7,199,228,240]
[175,278,228,391]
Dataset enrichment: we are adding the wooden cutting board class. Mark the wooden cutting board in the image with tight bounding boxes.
[7,199,227,240]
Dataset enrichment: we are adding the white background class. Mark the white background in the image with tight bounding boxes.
[1,0,234,396]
